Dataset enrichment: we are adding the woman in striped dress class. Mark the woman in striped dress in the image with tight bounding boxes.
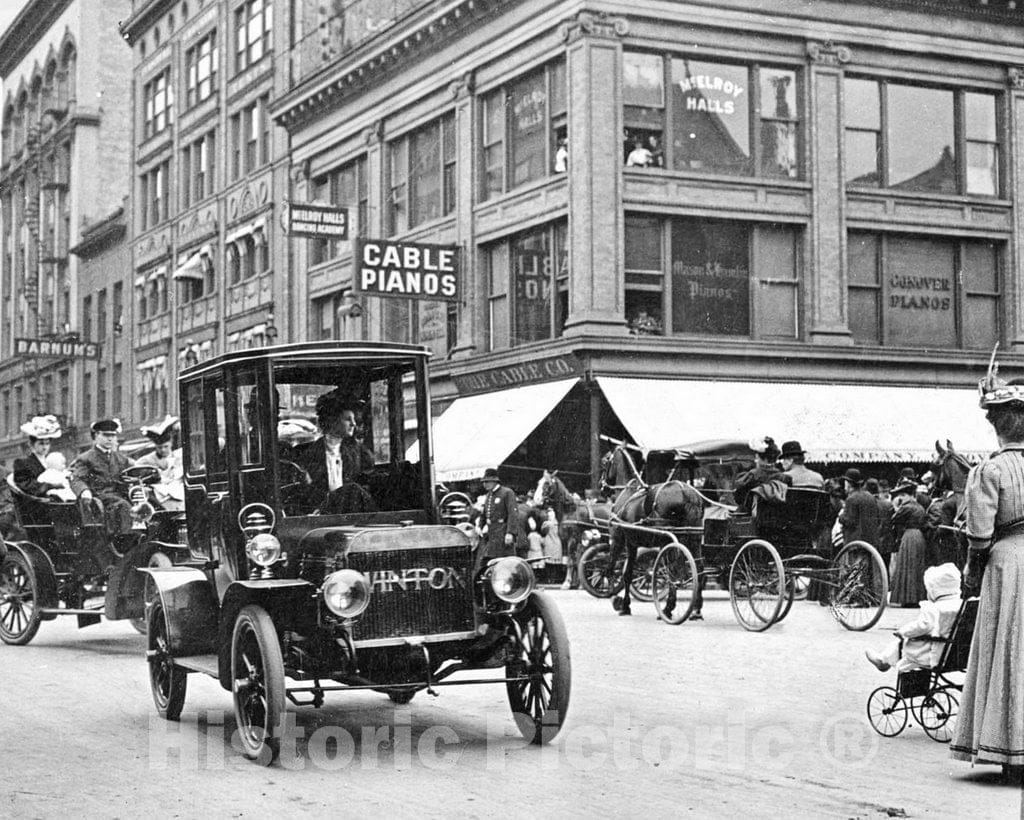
[950,371,1024,783]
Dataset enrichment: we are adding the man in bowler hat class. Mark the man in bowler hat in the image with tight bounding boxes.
[477,468,519,568]
[779,440,824,489]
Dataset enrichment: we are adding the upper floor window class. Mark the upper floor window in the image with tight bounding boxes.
[622,51,800,179]
[310,156,366,265]
[480,60,566,201]
[175,246,214,303]
[140,160,172,229]
[387,113,456,235]
[623,214,801,339]
[844,78,1000,197]
[143,69,173,138]
[185,30,218,108]
[229,94,270,180]
[181,130,216,208]
[234,0,273,74]
[228,228,269,285]
[485,221,568,350]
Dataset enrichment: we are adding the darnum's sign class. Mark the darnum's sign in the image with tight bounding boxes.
[15,337,101,359]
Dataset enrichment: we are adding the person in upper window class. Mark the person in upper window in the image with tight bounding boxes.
[294,390,374,510]
[625,139,654,167]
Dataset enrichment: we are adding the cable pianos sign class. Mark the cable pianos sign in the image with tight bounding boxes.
[354,239,460,302]
[15,337,101,359]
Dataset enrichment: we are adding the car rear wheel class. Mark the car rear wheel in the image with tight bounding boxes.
[0,552,42,645]
[232,605,286,765]
[506,591,571,745]
[147,601,186,720]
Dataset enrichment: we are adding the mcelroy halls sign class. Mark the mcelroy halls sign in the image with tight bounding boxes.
[16,337,101,359]
[354,239,459,302]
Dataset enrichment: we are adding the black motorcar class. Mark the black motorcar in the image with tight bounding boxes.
[144,341,571,764]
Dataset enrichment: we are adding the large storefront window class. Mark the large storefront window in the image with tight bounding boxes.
[622,52,799,178]
[625,215,800,339]
[847,232,1000,349]
[486,222,568,349]
[480,60,566,200]
[844,79,1000,196]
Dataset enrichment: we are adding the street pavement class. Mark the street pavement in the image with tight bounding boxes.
[0,589,1020,819]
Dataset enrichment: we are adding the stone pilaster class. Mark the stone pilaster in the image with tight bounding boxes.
[448,72,479,359]
[560,12,629,337]
[807,40,854,346]
[1007,66,1024,350]
[362,120,384,342]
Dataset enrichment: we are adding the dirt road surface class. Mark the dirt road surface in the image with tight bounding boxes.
[1,590,1020,818]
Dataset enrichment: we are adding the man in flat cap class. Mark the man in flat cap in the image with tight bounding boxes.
[70,419,135,537]
[136,415,184,511]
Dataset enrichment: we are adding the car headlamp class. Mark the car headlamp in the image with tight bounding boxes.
[246,533,282,567]
[487,557,535,604]
[322,569,371,618]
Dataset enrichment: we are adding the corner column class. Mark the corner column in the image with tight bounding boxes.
[806,41,853,346]
[561,12,629,337]
[1007,67,1024,351]
[449,73,479,359]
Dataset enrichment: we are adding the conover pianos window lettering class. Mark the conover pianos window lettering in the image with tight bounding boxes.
[354,239,459,302]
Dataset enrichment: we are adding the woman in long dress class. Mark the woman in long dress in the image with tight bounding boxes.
[950,371,1024,782]
[888,480,929,606]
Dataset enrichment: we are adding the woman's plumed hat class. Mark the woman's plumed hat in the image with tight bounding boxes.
[979,343,1024,408]
[141,414,179,444]
[20,414,62,439]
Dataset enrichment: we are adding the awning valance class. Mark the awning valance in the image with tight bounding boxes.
[415,378,580,483]
[597,377,996,463]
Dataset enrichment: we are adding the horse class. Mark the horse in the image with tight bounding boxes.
[929,439,973,566]
[605,475,705,616]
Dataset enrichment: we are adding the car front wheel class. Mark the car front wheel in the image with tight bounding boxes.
[231,605,286,765]
[505,591,571,745]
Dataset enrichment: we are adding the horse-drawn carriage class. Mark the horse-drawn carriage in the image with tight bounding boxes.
[588,437,889,631]
[0,465,190,643]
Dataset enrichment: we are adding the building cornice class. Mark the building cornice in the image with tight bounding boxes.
[119,0,176,46]
[0,0,74,77]
[272,0,511,133]
[69,206,126,258]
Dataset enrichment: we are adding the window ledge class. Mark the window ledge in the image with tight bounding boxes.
[846,187,1011,209]
[624,167,810,190]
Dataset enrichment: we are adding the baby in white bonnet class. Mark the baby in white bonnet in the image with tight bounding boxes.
[37,452,77,502]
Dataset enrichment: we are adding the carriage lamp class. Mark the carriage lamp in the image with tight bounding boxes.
[246,533,282,567]
[487,557,535,604]
[322,569,371,618]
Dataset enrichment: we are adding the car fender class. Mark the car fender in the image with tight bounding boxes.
[142,566,219,656]
[105,540,190,621]
[4,540,59,615]
[216,579,317,690]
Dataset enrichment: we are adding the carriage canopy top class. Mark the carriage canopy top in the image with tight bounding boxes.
[597,377,995,464]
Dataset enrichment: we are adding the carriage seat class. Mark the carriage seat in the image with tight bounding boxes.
[752,487,831,548]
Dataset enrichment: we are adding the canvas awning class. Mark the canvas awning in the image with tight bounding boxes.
[418,378,580,482]
[597,377,995,463]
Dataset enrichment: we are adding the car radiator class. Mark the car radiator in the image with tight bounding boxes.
[345,544,476,641]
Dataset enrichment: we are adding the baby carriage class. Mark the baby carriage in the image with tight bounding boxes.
[865,597,978,742]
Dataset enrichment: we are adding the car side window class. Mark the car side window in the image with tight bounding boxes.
[236,377,262,466]
[209,381,228,475]
[184,380,206,474]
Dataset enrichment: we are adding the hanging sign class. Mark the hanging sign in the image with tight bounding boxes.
[354,239,460,302]
[283,201,349,239]
[15,337,101,359]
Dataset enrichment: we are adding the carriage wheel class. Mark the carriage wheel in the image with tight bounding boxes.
[628,547,658,602]
[147,601,187,720]
[829,541,888,631]
[577,543,624,599]
[867,686,908,737]
[506,592,571,745]
[232,605,287,765]
[919,686,958,743]
[651,542,699,625]
[0,553,42,646]
[728,539,785,632]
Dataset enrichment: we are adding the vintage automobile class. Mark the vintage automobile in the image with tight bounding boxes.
[1,464,188,643]
[144,342,571,764]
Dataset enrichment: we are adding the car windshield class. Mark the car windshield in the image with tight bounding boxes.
[270,359,427,517]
